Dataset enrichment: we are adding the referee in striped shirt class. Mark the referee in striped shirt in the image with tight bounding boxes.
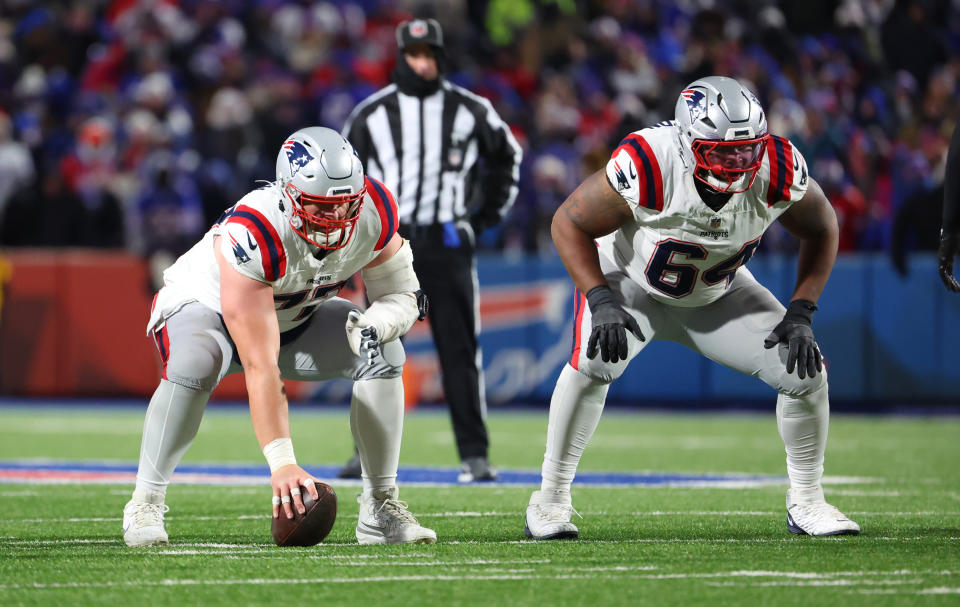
[339,18,522,482]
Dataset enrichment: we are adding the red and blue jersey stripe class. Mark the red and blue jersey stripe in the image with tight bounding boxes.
[365,177,399,250]
[765,135,795,205]
[615,134,664,212]
[225,205,287,281]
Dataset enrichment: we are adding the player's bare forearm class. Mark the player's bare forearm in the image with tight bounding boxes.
[244,368,291,449]
[551,170,634,293]
[778,178,839,303]
[215,242,289,448]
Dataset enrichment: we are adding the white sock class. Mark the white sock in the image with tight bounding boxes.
[540,364,609,496]
[351,377,403,493]
[133,379,210,500]
[776,382,829,496]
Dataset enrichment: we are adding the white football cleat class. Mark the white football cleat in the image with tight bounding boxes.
[786,487,860,536]
[122,491,169,547]
[524,489,579,540]
[356,487,437,545]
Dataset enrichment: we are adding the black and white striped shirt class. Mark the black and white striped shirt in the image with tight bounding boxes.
[342,80,522,230]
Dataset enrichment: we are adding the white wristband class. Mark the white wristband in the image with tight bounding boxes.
[262,438,297,473]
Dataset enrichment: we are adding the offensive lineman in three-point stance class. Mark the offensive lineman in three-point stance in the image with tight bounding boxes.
[524,76,860,540]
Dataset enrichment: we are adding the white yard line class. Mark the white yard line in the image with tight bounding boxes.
[3,534,954,548]
[1,569,955,591]
[2,510,953,525]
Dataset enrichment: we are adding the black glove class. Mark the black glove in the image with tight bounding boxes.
[585,285,645,363]
[938,229,960,292]
[470,210,500,234]
[414,289,429,321]
[763,299,822,379]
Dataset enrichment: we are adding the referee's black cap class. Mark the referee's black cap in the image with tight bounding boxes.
[396,19,444,51]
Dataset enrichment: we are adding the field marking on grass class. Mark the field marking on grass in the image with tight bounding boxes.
[829,490,905,497]
[1,569,954,591]
[2,509,951,525]
[0,459,883,489]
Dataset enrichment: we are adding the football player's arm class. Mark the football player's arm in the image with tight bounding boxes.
[765,177,838,379]
[776,177,839,304]
[214,240,318,518]
[552,169,634,293]
[552,169,644,363]
[346,233,421,360]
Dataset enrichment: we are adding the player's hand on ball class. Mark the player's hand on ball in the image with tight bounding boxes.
[345,309,381,364]
[271,464,320,520]
[585,285,645,363]
[937,229,960,292]
[764,299,822,380]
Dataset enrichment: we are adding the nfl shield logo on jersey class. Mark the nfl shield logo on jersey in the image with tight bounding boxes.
[681,88,707,122]
[710,216,722,229]
[282,140,315,179]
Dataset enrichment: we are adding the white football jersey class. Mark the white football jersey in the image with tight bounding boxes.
[599,121,809,307]
[148,177,399,334]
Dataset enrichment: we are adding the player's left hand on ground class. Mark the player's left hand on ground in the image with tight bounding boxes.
[938,229,960,292]
[271,464,320,520]
[346,310,381,364]
[585,285,645,364]
[764,299,822,380]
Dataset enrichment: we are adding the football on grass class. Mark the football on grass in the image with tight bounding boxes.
[271,481,337,547]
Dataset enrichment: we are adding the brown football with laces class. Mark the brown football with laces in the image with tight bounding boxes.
[271,481,337,547]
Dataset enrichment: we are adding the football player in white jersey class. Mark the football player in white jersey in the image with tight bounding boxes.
[123,127,437,547]
[524,76,860,539]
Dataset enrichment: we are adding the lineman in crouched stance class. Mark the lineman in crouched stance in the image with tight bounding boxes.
[525,77,860,540]
[123,127,436,546]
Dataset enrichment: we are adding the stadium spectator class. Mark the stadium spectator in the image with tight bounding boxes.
[0,1,954,274]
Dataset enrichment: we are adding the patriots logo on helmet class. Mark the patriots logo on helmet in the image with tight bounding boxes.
[613,161,629,191]
[229,233,250,264]
[681,88,707,123]
[282,139,314,179]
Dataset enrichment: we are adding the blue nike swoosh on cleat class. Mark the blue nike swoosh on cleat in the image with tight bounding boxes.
[786,512,807,535]
[247,233,258,250]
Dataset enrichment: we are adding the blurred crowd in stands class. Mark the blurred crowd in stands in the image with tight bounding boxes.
[0,0,957,277]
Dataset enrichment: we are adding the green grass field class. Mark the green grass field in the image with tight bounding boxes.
[0,404,958,606]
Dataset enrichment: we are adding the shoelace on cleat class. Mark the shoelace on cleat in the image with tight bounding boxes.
[375,498,418,525]
[791,501,848,522]
[134,503,169,527]
[533,503,582,522]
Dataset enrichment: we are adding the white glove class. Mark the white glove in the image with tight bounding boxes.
[345,310,382,365]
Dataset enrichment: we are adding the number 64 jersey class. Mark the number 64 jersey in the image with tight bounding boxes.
[599,122,809,308]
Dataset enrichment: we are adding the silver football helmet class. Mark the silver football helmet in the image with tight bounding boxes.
[674,76,768,193]
[276,126,366,249]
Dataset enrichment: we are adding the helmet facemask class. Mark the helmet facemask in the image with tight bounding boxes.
[690,136,767,194]
[284,182,365,250]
